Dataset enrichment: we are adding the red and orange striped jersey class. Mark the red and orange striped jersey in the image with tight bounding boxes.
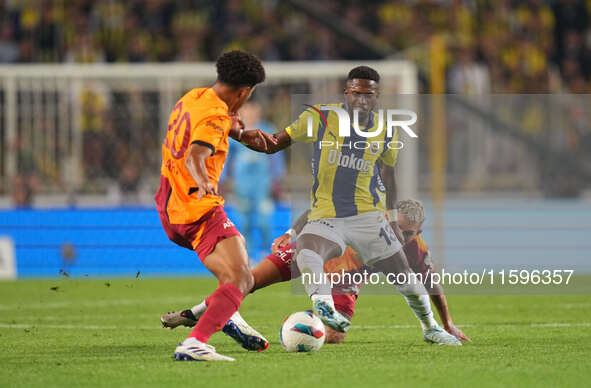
[160,88,232,224]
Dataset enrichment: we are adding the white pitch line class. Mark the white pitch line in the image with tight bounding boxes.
[1,322,590,331]
[0,296,205,311]
[353,322,591,329]
[2,298,590,312]
[0,323,161,330]
[530,322,591,327]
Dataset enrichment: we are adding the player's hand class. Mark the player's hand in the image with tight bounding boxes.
[324,326,346,344]
[196,181,218,201]
[241,129,278,153]
[444,323,471,342]
[271,233,291,254]
[229,112,244,131]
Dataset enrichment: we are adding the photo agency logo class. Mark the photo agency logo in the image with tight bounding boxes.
[303,104,418,150]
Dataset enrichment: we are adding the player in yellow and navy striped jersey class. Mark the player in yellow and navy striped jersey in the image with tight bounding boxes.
[284,102,398,220]
[261,66,461,345]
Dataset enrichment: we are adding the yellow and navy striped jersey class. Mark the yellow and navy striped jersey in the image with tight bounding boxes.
[286,103,398,220]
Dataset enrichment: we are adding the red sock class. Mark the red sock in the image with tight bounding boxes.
[188,283,244,343]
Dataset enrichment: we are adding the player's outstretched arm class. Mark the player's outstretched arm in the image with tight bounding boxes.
[265,130,292,154]
[240,129,290,154]
[428,283,472,342]
[229,127,278,153]
[228,111,279,152]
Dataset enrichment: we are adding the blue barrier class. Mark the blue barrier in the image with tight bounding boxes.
[1,199,590,278]
[0,205,291,278]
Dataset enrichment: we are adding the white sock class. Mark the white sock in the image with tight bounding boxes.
[396,278,438,331]
[229,310,244,323]
[190,300,207,319]
[296,248,332,300]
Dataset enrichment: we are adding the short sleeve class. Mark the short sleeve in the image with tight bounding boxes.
[285,106,324,143]
[190,115,230,155]
[379,126,399,166]
[409,238,435,279]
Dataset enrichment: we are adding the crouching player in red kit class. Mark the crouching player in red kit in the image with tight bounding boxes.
[155,50,277,361]
[162,199,471,345]
[262,199,471,344]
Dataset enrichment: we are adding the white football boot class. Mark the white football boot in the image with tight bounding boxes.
[313,299,351,333]
[423,325,462,346]
[173,337,235,361]
[162,309,269,351]
[222,311,270,352]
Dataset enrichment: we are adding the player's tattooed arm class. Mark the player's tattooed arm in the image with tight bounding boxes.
[185,143,218,200]
[427,283,472,342]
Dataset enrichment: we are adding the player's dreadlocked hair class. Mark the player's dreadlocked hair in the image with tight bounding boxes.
[396,199,426,226]
[216,50,266,88]
[347,66,380,83]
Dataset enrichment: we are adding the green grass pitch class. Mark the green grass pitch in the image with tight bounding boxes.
[1,278,590,387]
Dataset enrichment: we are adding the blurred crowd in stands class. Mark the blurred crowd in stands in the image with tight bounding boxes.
[3,0,591,209]
[1,0,590,93]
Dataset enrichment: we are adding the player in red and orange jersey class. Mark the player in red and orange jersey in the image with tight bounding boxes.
[155,50,278,362]
[263,200,471,344]
[391,200,470,340]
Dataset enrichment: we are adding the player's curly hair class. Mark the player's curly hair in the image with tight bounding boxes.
[396,199,426,226]
[216,50,266,88]
[347,66,380,83]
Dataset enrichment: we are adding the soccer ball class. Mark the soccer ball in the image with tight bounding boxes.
[279,311,325,352]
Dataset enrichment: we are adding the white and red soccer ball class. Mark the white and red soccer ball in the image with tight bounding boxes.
[279,311,326,352]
